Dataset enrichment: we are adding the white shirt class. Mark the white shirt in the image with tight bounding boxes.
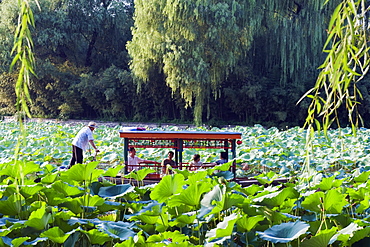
[72,126,94,151]
[128,156,144,171]
[190,161,203,166]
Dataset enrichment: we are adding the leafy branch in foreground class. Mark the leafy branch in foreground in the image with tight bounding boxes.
[297,0,370,178]
[299,0,370,136]
[10,0,39,120]
[10,0,40,159]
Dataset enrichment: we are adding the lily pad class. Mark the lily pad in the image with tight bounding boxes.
[257,221,309,243]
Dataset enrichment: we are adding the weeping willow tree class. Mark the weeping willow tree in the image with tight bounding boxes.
[127,0,251,125]
[250,0,342,86]
[127,0,344,124]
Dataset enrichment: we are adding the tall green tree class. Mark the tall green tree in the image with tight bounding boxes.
[127,0,251,125]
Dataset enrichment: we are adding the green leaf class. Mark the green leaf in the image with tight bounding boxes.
[329,223,361,244]
[253,187,298,208]
[124,168,156,181]
[40,227,70,244]
[353,170,370,183]
[20,184,44,198]
[347,226,370,245]
[0,194,23,216]
[147,230,189,243]
[11,237,30,247]
[255,171,278,185]
[82,229,112,245]
[103,165,124,177]
[301,191,324,213]
[236,215,264,232]
[198,184,226,218]
[301,227,337,247]
[167,181,212,207]
[51,181,84,197]
[25,205,51,230]
[150,174,185,202]
[0,161,39,179]
[76,195,105,207]
[171,213,197,227]
[244,184,264,196]
[317,176,343,190]
[59,199,83,215]
[257,221,310,244]
[323,189,347,214]
[205,213,239,242]
[98,184,135,199]
[60,162,104,182]
[40,173,58,184]
[97,222,136,241]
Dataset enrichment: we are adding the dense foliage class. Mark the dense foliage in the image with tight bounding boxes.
[2,0,370,127]
[1,121,370,246]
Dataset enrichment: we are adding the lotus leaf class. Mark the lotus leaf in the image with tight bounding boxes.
[301,191,324,213]
[97,222,136,241]
[167,181,213,207]
[25,206,51,230]
[198,185,225,219]
[354,170,370,183]
[51,181,84,197]
[103,165,124,177]
[205,213,239,242]
[2,237,28,247]
[0,194,23,216]
[257,221,309,243]
[186,170,208,184]
[213,170,234,180]
[0,161,39,179]
[60,162,104,182]
[301,228,337,247]
[255,171,279,185]
[40,173,58,184]
[329,222,361,244]
[323,189,348,214]
[243,184,264,196]
[59,199,84,215]
[18,185,44,199]
[253,187,298,208]
[171,213,197,227]
[125,167,157,181]
[236,215,264,232]
[317,175,344,190]
[81,229,112,245]
[147,230,189,243]
[22,237,48,246]
[98,184,135,199]
[347,227,370,246]
[150,174,185,202]
[40,227,70,244]
[224,193,246,209]
[0,217,24,227]
[43,189,67,206]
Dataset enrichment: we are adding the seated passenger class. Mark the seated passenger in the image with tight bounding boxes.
[127,147,160,172]
[189,154,203,171]
[214,152,228,165]
[161,151,176,175]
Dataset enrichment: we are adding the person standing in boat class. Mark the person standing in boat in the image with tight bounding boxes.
[69,122,99,167]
